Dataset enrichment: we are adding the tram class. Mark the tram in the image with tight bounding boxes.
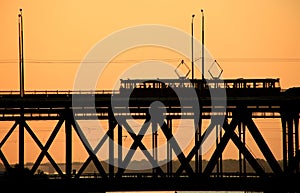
[119,77,281,97]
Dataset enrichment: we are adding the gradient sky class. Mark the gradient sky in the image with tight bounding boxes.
[0,0,299,166]
[0,0,300,89]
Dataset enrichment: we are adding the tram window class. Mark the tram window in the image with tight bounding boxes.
[267,81,275,88]
[157,83,161,88]
[256,83,262,88]
[145,83,151,88]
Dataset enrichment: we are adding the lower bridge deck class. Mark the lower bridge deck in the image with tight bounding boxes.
[0,90,299,120]
[1,173,300,192]
[0,85,299,193]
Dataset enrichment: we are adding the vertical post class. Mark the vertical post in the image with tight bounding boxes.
[118,124,122,169]
[108,107,117,177]
[216,124,219,176]
[191,14,195,81]
[198,113,202,174]
[242,123,246,174]
[287,117,294,172]
[167,119,172,175]
[108,117,115,178]
[65,114,72,178]
[219,124,223,176]
[281,116,287,172]
[295,115,299,172]
[201,9,205,81]
[167,121,170,175]
[152,122,158,174]
[294,115,299,157]
[195,117,199,174]
[18,9,24,97]
[19,117,24,169]
[238,122,247,175]
[238,122,242,174]
[18,8,24,170]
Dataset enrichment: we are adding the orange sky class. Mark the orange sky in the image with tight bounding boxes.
[0,0,300,90]
[0,0,299,167]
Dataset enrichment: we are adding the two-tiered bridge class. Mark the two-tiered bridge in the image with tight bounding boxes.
[0,78,299,193]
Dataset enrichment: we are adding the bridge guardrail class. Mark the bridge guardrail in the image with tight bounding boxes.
[0,90,120,95]
[45,172,267,179]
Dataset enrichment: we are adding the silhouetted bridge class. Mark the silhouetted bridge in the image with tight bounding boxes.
[0,78,299,193]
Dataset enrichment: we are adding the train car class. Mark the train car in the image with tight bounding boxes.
[119,77,281,98]
[119,78,187,98]
[202,78,281,97]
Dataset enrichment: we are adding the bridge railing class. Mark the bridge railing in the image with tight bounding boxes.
[0,90,119,95]
[45,172,268,179]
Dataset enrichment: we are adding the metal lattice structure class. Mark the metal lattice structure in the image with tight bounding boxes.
[0,78,299,193]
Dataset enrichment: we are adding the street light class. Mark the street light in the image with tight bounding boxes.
[18,8,24,97]
[191,14,195,81]
[201,9,205,81]
[18,8,25,170]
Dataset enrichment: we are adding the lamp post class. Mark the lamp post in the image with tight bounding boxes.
[201,9,205,81]
[191,14,195,81]
[18,8,25,170]
[18,8,24,97]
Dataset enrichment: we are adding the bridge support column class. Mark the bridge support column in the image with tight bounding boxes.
[118,124,122,170]
[294,114,299,173]
[167,118,172,176]
[65,112,72,178]
[152,121,158,174]
[216,124,223,176]
[195,111,202,174]
[281,112,299,173]
[238,122,246,175]
[108,108,117,178]
[19,111,25,170]
[282,115,288,172]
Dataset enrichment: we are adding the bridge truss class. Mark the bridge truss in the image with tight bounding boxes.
[0,84,299,192]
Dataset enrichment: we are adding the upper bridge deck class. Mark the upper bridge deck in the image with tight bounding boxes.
[0,78,298,120]
[0,78,298,106]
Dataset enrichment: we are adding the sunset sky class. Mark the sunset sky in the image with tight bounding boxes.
[0,0,300,90]
[0,0,299,166]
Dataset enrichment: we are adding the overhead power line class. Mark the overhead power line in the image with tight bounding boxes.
[0,58,300,64]
[0,58,184,64]
[215,58,300,63]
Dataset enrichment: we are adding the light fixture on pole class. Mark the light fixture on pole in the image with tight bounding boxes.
[18,8,24,97]
[191,14,195,81]
[18,8,25,170]
[201,9,205,81]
